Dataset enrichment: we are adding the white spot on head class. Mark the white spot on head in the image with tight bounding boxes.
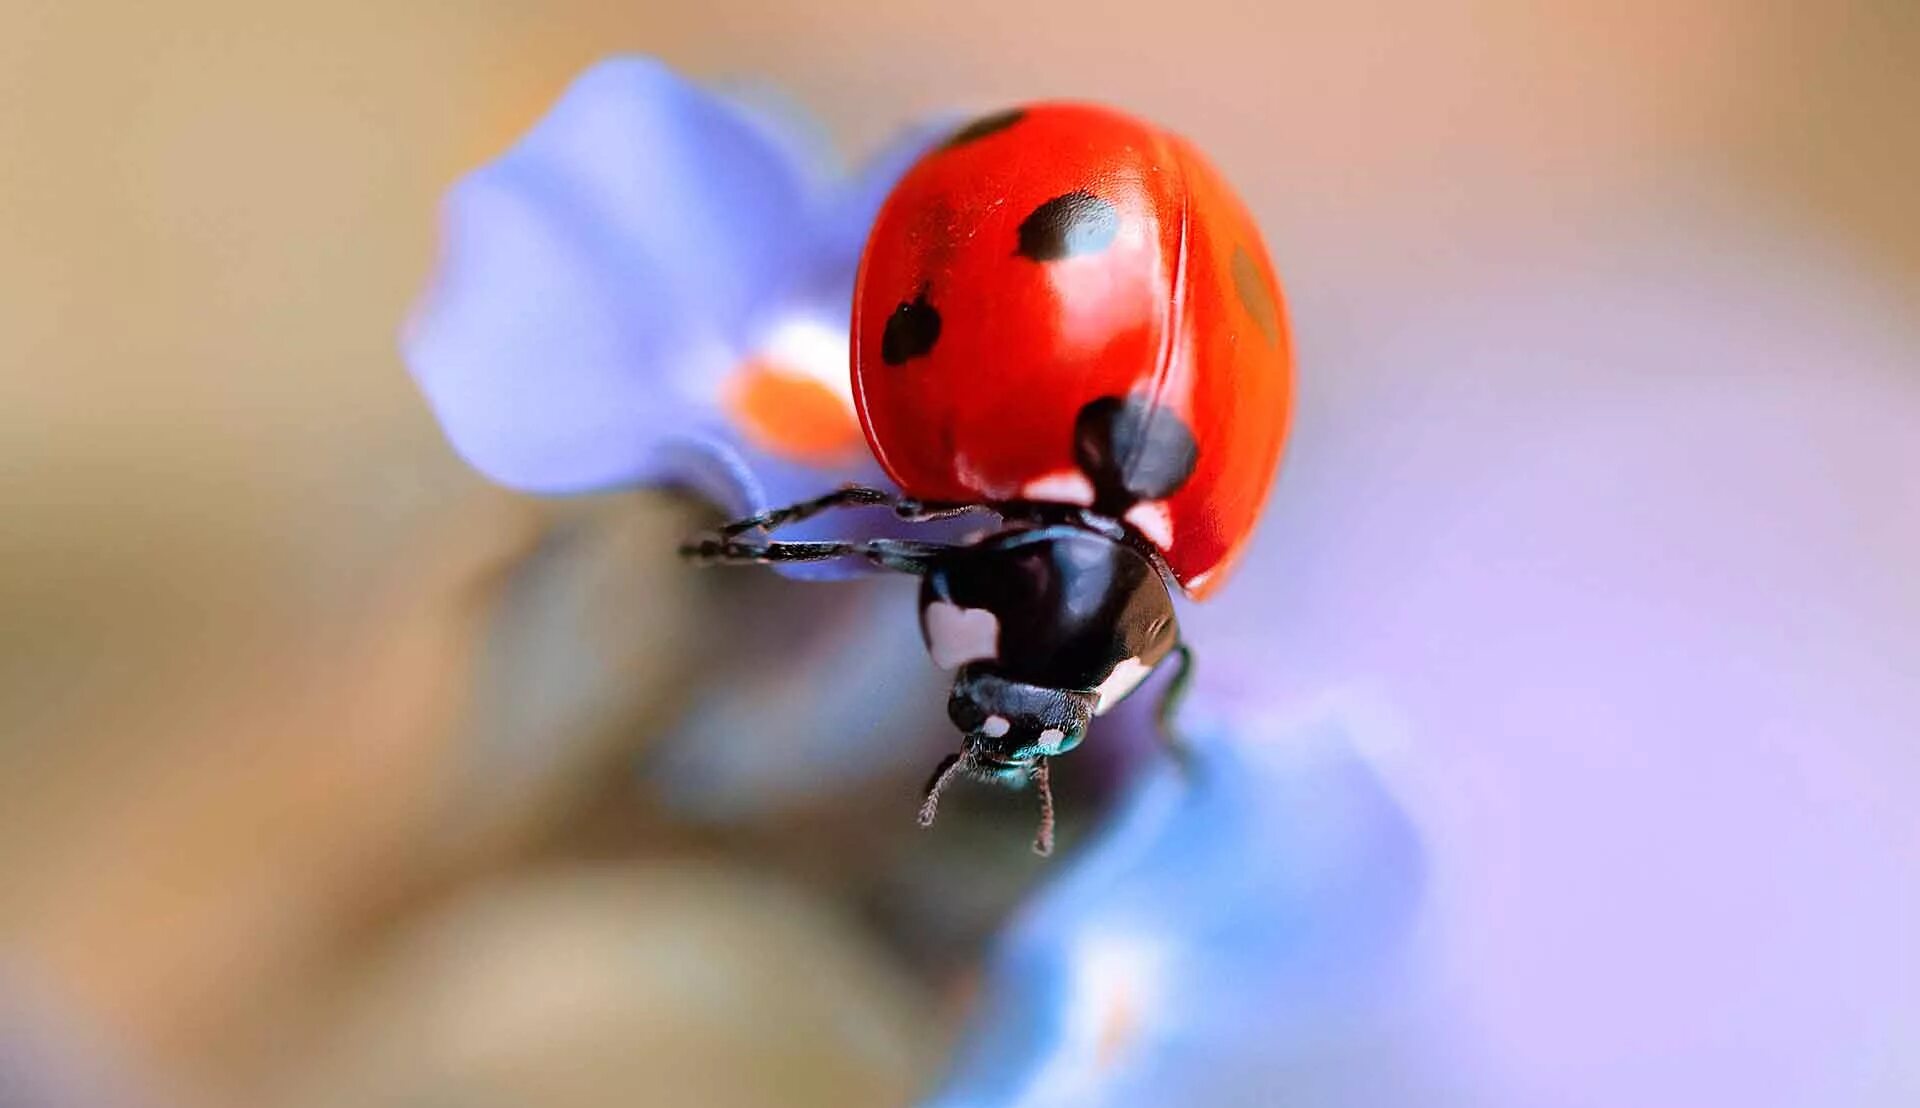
[922,601,1001,669]
[1124,502,1174,549]
[1021,469,1097,506]
[1039,727,1066,746]
[1094,656,1153,714]
[982,715,1012,738]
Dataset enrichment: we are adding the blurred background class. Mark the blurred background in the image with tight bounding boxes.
[2,2,1916,1106]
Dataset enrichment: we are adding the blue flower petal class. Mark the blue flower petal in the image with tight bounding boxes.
[404,58,824,493]
[1151,218,1920,1103]
[927,712,1426,1107]
[405,60,976,585]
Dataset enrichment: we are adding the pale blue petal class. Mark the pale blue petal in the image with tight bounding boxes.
[1169,208,1920,1104]
[926,713,1428,1107]
[404,58,822,493]
[404,60,978,585]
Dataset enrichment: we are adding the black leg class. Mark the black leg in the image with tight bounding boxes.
[1153,641,1197,770]
[892,496,980,524]
[717,485,896,539]
[715,485,980,540]
[689,483,975,576]
[856,539,954,575]
[680,537,855,564]
[679,535,951,576]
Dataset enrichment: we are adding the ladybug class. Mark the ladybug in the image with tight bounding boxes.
[684,102,1293,853]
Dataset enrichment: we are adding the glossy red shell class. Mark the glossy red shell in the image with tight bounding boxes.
[851,103,1293,598]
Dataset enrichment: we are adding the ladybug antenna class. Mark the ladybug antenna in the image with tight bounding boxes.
[1031,757,1055,856]
[918,751,967,829]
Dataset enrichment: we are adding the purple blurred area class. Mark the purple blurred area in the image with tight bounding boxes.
[1,3,1916,1106]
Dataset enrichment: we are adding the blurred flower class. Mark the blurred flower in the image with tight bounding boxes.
[404,57,954,573]
[401,56,1434,1103]
[402,58,983,816]
[407,53,1920,1108]
[926,706,1430,1107]
[920,212,1920,1106]
[1087,213,1920,1105]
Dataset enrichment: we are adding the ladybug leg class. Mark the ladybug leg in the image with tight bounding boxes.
[681,537,851,563]
[891,496,978,524]
[1153,641,1198,772]
[689,484,974,572]
[716,485,897,539]
[679,535,950,576]
[856,538,954,575]
[709,485,980,542]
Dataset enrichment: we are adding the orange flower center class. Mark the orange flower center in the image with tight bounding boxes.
[724,358,864,464]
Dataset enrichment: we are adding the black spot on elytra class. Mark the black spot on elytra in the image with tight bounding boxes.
[1016,192,1119,262]
[942,108,1025,150]
[1073,394,1199,508]
[881,289,941,366]
[1231,244,1280,346]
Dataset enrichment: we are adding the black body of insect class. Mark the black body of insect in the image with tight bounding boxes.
[680,487,1192,855]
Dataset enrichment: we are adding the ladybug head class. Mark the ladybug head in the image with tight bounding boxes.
[917,666,1095,855]
[946,665,1094,770]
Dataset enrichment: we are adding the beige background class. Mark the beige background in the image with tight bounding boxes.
[1,2,1914,1105]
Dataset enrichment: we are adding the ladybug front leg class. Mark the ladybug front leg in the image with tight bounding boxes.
[714,484,976,541]
[679,535,952,576]
[715,485,895,539]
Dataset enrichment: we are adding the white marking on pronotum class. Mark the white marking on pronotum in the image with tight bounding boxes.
[1021,470,1097,506]
[1124,502,1174,549]
[1038,727,1066,747]
[982,715,1012,738]
[1094,656,1153,714]
[922,602,1001,669]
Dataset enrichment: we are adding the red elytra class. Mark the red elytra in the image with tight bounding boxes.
[851,102,1294,598]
